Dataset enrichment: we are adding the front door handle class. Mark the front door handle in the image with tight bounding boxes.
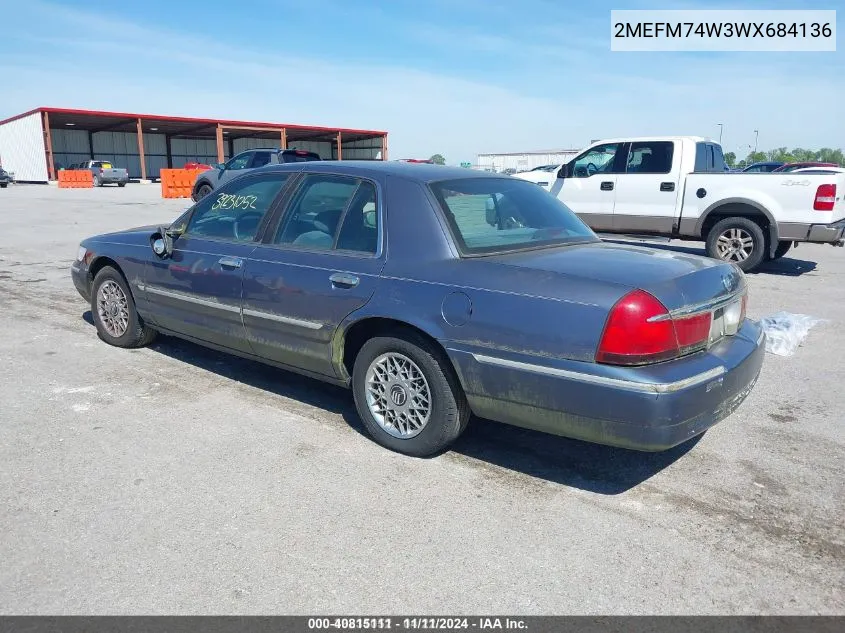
[329,273,360,289]
[218,256,242,269]
[600,181,614,191]
[660,182,676,192]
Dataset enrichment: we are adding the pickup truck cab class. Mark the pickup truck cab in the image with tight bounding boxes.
[549,136,845,271]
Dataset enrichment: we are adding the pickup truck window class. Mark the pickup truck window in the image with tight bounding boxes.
[626,141,673,174]
[225,152,253,170]
[571,143,620,178]
[694,142,728,173]
[250,152,272,168]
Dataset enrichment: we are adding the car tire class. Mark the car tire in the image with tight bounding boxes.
[0,183,7,188]
[770,240,792,260]
[90,266,157,348]
[705,217,767,272]
[92,175,101,187]
[118,182,126,188]
[352,332,470,457]
[195,183,213,200]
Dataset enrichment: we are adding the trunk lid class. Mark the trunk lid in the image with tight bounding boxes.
[490,241,746,312]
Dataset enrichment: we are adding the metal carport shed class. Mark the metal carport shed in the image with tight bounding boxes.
[0,107,389,183]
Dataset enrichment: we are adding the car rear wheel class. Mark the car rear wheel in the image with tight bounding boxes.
[92,175,101,187]
[770,240,792,260]
[352,332,470,457]
[196,183,213,200]
[91,266,156,348]
[705,217,767,272]
[0,183,7,188]
[118,182,126,188]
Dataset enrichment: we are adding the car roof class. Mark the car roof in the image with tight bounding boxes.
[252,160,504,183]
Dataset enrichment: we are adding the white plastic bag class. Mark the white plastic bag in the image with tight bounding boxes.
[759,312,825,356]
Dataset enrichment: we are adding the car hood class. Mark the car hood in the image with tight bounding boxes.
[488,241,745,312]
[88,225,164,244]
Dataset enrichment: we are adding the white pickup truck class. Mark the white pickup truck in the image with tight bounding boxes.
[546,136,845,271]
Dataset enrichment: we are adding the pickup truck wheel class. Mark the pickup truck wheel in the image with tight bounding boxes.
[91,266,157,348]
[92,175,101,187]
[770,240,792,260]
[352,333,470,457]
[706,217,766,272]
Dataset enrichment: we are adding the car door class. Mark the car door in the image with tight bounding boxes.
[612,140,679,233]
[551,142,622,231]
[143,171,293,353]
[241,172,385,378]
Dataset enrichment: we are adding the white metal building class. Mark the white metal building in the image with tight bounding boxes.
[0,107,389,183]
[476,148,582,173]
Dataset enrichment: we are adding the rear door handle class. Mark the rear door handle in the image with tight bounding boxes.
[329,273,359,289]
[600,181,614,191]
[218,256,242,269]
[660,182,676,192]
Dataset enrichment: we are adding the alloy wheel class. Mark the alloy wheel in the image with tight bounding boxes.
[716,227,754,262]
[365,352,432,439]
[96,280,129,338]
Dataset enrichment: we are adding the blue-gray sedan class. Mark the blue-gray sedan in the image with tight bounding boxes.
[71,161,764,457]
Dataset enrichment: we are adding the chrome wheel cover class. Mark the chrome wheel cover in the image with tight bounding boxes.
[716,227,754,262]
[365,352,432,439]
[96,280,129,338]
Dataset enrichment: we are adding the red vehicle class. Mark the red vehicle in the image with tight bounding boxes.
[773,161,840,172]
[183,161,212,171]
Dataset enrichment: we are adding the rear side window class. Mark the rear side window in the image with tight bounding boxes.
[626,141,674,174]
[275,174,379,254]
[694,142,727,173]
[250,152,272,168]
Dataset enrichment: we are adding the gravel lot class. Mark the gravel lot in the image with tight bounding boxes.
[0,183,843,615]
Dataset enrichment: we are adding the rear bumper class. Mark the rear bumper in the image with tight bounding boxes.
[778,218,845,245]
[447,320,765,451]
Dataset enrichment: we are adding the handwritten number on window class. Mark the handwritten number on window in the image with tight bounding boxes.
[211,193,259,211]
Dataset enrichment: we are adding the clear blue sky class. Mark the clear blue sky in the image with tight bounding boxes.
[0,0,841,163]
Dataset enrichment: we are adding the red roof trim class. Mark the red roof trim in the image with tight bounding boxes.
[0,107,387,136]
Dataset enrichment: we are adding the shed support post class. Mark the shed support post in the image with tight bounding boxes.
[216,125,225,164]
[280,128,287,150]
[381,135,388,161]
[88,131,95,160]
[165,134,173,168]
[136,118,147,181]
[43,111,56,181]
[336,132,342,161]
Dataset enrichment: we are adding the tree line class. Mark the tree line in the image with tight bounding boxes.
[724,147,844,168]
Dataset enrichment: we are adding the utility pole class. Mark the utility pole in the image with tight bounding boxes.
[717,123,723,145]
[753,129,759,154]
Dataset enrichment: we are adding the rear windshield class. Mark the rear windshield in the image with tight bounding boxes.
[281,151,321,163]
[429,177,598,255]
[92,161,113,168]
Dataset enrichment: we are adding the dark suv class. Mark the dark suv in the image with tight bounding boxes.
[192,148,321,201]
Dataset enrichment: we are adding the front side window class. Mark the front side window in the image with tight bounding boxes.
[274,174,379,253]
[184,173,290,242]
[626,141,674,174]
[250,151,272,168]
[571,143,620,178]
[430,177,598,255]
[225,152,253,170]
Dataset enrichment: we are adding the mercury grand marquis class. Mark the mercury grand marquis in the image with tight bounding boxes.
[71,161,765,457]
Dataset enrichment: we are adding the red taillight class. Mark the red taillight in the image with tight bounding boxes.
[596,290,712,366]
[98,168,104,175]
[814,184,837,211]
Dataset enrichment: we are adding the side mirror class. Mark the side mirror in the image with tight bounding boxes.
[150,226,177,259]
[557,165,566,179]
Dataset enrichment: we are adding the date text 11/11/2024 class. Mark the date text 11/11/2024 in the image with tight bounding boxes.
[307,617,528,630]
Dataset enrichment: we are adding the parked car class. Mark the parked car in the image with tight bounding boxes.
[547,136,845,271]
[741,161,784,173]
[773,162,840,173]
[71,162,764,457]
[70,160,130,187]
[192,148,321,201]
[0,167,12,188]
[512,163,564,190]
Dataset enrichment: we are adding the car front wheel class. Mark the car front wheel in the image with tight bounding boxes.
[195,183,213,200]
[705,217,767,272]
[352,332,470,457]
[91,266,157,348]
